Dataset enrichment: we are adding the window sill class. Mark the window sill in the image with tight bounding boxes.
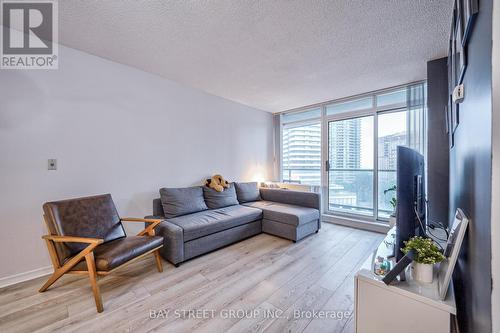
[322,214,390,234]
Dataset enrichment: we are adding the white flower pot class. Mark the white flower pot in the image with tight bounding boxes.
[412,263,434,283]
[388,215,396,228]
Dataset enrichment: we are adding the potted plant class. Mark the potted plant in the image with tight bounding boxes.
[402,236,445,283]
[383,185,397,227]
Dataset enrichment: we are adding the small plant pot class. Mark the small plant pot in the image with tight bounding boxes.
[412,263,434,283]
[388,215,396,228]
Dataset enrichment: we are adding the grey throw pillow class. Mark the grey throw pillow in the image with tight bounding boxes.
[202,183,239,209]
[159,186,208,218]
[234,182,261,203]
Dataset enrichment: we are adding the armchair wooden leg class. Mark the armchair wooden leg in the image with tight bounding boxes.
[39,269,66,292]
[85,253,103,313]
[154,250,163,273]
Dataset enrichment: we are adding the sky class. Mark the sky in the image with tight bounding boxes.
[359,111,407,168]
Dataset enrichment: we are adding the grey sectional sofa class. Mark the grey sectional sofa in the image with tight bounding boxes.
[147,182,321,266]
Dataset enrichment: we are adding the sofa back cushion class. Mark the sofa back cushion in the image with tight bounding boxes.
[260,188,321,210]
[159,186,208,218]
[152,198,164,216]
[234,182,261,203]
[203,183,239,209]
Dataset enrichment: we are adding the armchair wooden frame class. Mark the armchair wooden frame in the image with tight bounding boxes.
[39,216,164,313]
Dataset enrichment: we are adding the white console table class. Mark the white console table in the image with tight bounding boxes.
[354,228,456,333]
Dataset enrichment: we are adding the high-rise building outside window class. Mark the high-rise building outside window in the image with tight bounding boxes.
[279,83,425,223]
[282,109,321,185]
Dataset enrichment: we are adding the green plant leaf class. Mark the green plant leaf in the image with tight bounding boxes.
[401,236,445,264]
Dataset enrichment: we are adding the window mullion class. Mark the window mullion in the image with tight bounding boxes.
[373,98,379,221]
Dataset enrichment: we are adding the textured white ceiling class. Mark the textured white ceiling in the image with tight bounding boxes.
[55,0,452,112]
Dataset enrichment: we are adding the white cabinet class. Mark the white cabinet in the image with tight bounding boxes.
[355,269,455,333]
[354,229,456,333]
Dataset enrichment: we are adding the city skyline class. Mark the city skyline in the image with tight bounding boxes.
[282,117,406,184]
[282,116,408,217]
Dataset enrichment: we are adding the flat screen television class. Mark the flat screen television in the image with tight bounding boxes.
[395,146,426,263]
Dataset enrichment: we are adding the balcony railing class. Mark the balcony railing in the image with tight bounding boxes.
[328,169,373,216]
[282,168,321,186]
[328,168,397,219]
[282,168,398,220]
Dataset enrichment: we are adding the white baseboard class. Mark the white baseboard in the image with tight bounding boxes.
[0,215,384,289]
[322,214,390,234]
[0,266,53,289]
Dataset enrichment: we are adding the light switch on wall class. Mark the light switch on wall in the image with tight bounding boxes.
[452,84,465,103]
[48,159,57,170]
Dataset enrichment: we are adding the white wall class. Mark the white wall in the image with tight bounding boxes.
[492,1,500,331]
[0,44,274,282]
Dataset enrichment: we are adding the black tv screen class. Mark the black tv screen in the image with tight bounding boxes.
[395,146,426,262]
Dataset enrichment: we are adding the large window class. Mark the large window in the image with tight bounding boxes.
[280,83,426,223]
[328,116,374,216]
[281,109,321,185]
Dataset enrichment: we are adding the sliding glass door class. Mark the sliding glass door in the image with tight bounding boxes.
[327,116,374,216]
[377,110,408,219]
[326,109,412,221]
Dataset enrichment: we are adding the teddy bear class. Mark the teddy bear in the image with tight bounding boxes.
[205,174,230,192]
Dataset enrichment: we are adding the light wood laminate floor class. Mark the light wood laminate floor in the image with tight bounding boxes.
[0,223,383,333]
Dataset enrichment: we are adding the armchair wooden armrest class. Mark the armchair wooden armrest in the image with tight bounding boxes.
[121,217,162,223]
[120,217,163,236]
[42,235,104,244]
[39,234,104,296]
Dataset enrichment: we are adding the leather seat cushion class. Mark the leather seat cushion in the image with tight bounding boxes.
[70,236,163,271]
[243,201,319,226]
[167,205,262,241]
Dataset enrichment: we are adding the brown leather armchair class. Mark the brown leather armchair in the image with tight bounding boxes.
[39,194,164,312]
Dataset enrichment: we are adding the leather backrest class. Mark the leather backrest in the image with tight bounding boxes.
[43,194,126,261]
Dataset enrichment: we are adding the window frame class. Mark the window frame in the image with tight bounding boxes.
[280,109,322,186]
[279,81,426,224]
[375,107,410,220]
[326,114,375,218]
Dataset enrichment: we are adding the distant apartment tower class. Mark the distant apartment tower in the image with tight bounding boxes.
[378,132,407,170]
[282,119,363,186]
[282,123,321,185]
[328,118,361,183]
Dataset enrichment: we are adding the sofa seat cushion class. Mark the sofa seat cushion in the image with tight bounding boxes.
[70,235,163,271]
[243,201,319,226]
[242,200,275,210]
[167,205,262,241]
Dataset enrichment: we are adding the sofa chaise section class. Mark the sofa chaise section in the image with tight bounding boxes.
[242,188,321,242]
